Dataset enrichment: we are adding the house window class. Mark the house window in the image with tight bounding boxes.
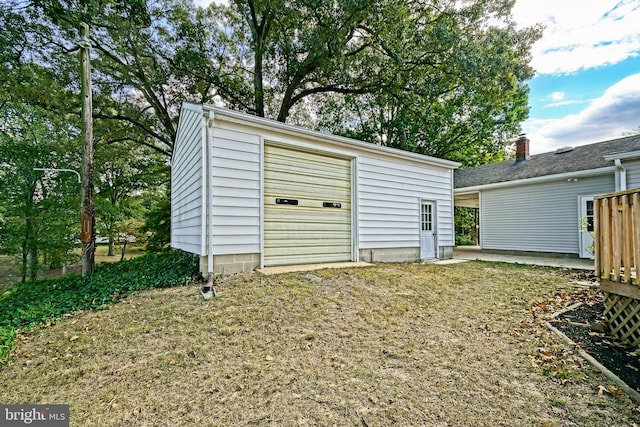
[421,202,433,232]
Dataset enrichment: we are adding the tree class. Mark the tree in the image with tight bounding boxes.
[95,138,167,256]
[141,191,170,253]
[315,0,540,166]
[0,102,80,282]
[6,0,540,164]
[622,126,640,137]
[168,0,540,163]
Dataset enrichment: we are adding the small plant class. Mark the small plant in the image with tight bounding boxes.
[579,215,595,255]
[0,326,16,362]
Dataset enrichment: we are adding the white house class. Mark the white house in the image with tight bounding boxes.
[455,134,640,259]
[171,103,460,276]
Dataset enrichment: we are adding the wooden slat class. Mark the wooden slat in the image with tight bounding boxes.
[631,193,640,285]
[594,198,601,278]
[602,197,611,280]
[601,280,640,300]
[612,196,621,282]
[623,195,632,283]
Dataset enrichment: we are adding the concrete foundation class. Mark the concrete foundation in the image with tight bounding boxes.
[438,246,454,259]
[200,253,261,276]
[200,246,456,276]
[359,246,454,263]
[359,247,420,263]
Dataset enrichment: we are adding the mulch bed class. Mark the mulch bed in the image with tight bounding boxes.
[551,300,640,393]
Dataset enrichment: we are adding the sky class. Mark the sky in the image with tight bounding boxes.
[195,0,640,155]
[511,0,640,154]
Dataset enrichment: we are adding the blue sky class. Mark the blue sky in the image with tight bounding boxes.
[512,0,640,154]
[198,0,640,155]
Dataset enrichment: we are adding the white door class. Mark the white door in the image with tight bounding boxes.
[578,196,595,259]
[420,201,436,259]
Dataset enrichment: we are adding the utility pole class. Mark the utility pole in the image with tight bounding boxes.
[80,22,95,276]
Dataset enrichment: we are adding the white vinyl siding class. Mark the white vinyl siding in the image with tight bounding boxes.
[358,157,454,249]
[263,144,351,266]
[171,105,205,255]
[480,175,614,254]
[210,128,261,255]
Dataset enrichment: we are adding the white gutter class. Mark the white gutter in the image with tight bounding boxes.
[603,150,640,161]
[193,103,461,170]
[455,166,616,194]
[202,109,216,298]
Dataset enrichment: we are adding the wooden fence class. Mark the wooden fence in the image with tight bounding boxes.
[594,189,640,349]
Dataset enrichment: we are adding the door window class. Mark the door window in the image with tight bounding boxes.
[421,202,433,232]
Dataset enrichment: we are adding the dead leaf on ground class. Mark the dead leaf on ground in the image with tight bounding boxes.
[598,385,624,398]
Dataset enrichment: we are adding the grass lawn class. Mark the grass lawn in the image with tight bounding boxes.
[1,262,638,426]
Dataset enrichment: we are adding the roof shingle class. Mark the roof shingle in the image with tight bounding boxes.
[455,134,640,189]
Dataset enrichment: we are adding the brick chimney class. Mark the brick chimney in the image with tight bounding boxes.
[516,134,529,162]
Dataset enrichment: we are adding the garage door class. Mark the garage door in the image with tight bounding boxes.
[264,144,351,266]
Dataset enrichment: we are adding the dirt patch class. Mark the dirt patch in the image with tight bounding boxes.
[552,298,640,393]
[1,262,638,426]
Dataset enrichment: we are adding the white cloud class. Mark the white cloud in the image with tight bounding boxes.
[550,92,565,101]
[523,73,640,154]
[512,0,640,74]
[545,99,586,108]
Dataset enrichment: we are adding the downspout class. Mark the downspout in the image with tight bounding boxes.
[201,110,216,299]
[615,159,627,191]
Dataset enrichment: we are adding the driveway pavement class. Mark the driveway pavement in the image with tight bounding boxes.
[452,246,594,270]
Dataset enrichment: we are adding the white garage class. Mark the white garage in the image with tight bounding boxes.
[171,103,459,276]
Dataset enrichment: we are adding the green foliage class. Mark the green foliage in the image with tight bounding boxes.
[142,190,171,252]
[0,326,16,362]
[0,249,199,361]
[4,0,540,165]
[315,1,541,165]
[95,139,168,254]
[455,207,478,246]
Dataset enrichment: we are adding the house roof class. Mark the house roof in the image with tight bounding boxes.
[455,134,640,189]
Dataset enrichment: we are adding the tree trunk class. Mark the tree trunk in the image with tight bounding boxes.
[80,22,95,277]
[108,237,115,257]
[21,244,28,284]
[254,46,265,117]
[22,184,36,283]
[120,240,127,261]
[28,246,38,281]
